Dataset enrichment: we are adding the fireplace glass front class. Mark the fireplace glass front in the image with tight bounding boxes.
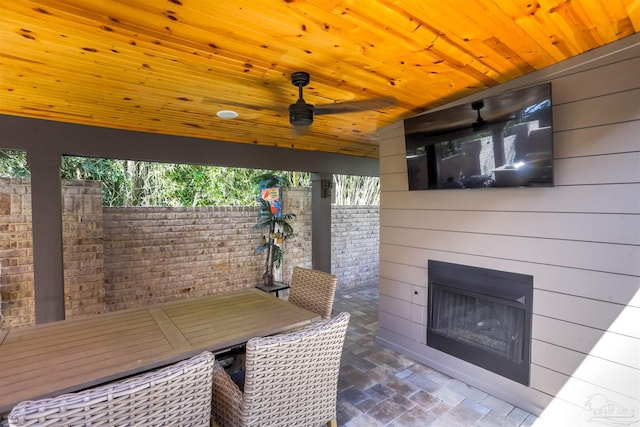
[427,260,533,385]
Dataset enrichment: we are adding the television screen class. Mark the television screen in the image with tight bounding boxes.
[405,83,553,190]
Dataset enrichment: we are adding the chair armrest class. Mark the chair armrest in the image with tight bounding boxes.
[211,361,243,427]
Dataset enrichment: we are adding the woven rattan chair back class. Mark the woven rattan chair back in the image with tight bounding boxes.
[8,351,214,427]
[288,266,338,319]
[211,311,350,427]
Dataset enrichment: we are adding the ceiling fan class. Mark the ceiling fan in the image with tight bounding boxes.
[288,71,397,134]
[471,100,488,130]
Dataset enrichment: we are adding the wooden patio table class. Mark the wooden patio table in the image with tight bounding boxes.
[0,288,320,413]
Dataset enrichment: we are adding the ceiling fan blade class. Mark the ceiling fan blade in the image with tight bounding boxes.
[314,96,397,115]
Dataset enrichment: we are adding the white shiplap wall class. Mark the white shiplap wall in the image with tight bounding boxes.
[377,37,640,426]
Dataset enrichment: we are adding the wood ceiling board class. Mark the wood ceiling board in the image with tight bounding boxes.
[0,0,637,159]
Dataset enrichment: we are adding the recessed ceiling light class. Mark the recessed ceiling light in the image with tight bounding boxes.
[216,110,238,119]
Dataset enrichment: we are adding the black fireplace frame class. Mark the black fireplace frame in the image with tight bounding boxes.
[427,260,533,385]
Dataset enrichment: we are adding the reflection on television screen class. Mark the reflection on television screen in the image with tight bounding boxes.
[405,83,553,191]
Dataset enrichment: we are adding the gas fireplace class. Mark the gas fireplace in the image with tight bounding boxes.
[427,260,533,385]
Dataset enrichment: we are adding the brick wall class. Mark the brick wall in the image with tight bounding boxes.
[0,178,34,327]
[0,179,106,327]
[332,206,379,289]
[102,188,312,311]
[61,180,105,319]
[279,188,312,283]
[103,205,266,310]
[0,182,379,326]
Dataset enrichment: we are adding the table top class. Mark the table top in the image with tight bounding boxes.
[0,288,319,413]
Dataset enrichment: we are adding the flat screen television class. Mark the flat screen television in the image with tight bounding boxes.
[405,83,553,190]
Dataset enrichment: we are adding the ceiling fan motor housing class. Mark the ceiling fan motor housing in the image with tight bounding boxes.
[289,100,314,125]
[471,100,484,111]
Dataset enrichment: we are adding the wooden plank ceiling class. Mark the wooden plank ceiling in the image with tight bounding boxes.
[0,1,637,159]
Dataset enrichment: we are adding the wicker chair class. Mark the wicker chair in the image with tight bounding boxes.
[211,311,350,427]
[8,351,215,427]
[288,266,338,319]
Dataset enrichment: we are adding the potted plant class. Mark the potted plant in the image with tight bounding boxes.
[253,173,296,286]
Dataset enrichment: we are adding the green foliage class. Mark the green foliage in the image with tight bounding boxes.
[164,166,303,207]
[205,167,269,206]
[333,174,380,205]
[286,171,310,187]
[0,150,29,177]
[165,164,213,206]
[253,171,291,189]
[0,150,377,207]
[61,157,126,206]
[255,198,296,238]
[254,197,296,272]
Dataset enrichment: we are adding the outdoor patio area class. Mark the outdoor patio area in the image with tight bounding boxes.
[334,286,543,427]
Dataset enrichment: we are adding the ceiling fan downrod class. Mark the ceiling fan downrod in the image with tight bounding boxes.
[289,72,314,126]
